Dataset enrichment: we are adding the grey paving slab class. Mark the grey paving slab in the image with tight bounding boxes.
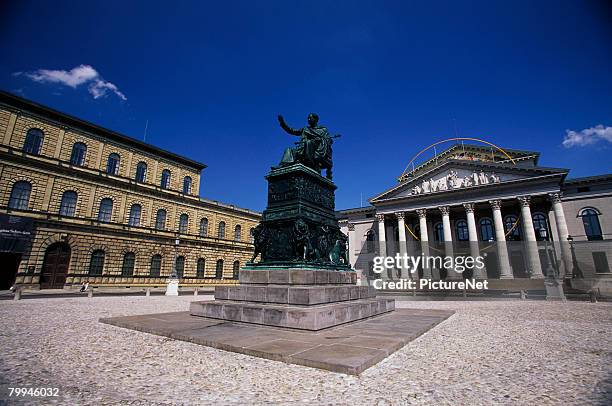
[99,308,454,375]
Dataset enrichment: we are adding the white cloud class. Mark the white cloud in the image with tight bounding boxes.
[562,125,612,148]
[19,64,127,101]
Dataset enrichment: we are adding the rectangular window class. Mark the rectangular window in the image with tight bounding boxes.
[593,252,610,274]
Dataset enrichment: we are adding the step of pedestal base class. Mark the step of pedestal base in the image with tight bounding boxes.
[215,284,377,305]
[190,298,395,331]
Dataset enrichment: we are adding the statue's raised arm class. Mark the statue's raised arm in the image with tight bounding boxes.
[277,115,302,136]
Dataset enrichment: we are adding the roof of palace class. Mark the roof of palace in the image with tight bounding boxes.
[563,174,612,185]
[0,90,207,170]
[398,143,540,183]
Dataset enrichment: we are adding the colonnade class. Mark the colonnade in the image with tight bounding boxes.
[345,192,571,280]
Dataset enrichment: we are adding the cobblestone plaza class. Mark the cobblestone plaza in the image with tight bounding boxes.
[1,296,610,405]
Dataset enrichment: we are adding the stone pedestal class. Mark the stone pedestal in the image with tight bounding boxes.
[190,268,394,331]
[165,278,179,296]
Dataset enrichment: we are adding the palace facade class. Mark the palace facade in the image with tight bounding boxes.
[338,144,612,293]
[0,92,260,289]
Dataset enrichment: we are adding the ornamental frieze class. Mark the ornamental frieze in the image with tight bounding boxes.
[411,170,501,195]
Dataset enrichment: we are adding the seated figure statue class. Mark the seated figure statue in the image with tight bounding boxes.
[277,113,334,179]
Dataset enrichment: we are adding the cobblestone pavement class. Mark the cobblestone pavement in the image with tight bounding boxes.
[1,296,610,405]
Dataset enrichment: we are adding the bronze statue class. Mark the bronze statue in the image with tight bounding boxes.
[250,223,270,263]
[277,113,335,179]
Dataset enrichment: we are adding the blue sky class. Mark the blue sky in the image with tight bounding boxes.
[1,0,611,211]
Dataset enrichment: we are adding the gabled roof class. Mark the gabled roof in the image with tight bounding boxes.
[372,158,568,203]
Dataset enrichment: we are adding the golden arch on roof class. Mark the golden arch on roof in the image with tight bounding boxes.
[398,137,517,183]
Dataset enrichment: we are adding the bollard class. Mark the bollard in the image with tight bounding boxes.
[520,290,526,300]
[13,288,21,301]
[589,290,597,303]
[87,289,93,298]
[146,288,151,297]
[194,288,198,296]
[462,288,467,298]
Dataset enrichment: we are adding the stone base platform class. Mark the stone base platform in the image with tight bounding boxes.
[99,308,454,375]
[215,284,377,305]
[193,267,393,330]
[190,297,393,331]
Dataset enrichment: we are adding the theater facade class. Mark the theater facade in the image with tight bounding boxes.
[338,144,612,293]
[0,92,260,290]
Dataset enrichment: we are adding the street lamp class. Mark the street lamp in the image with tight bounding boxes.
[170,236,180,279]
[165,236,180,296]
[567,235,583,278]
[538,228,566,301]
[538,228,556,278]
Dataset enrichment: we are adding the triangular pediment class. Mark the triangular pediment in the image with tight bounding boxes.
[371,160,568,202]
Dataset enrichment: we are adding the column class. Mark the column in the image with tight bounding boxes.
[395,212,409,279]
[440,206,452,242]
[549,192,572,278]
[376,213,388,281]
[489,200,513,279]
[518,196,544,278]
[417,209,432,279]
[439,206,459,279]
[464,203,486,278]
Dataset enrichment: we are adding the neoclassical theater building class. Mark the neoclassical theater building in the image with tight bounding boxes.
[338,144,612,293]
[0,92,260,290]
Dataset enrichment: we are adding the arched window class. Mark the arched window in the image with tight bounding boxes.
[150,254,162,277]
[128,204,142,227]
[218,221,226,239]
[532,213,549,241]
[97,198,113,223]
[59,191,77,217]
[121,252,135,276]
[106,153,120,175]
[215,259,224,279]
[433,222,444,242]
[455,220,468,241]
[199,218,209,237]
[89,250,105,275]
[366,230,376,252]
[579,208,603,241]
[179,214,189,234]
[183,176,192,194]
[8,181,31,210]
[23,128,43,155]
[135,161,147,182]
[160,169,171,189]
[70,142,87,166]
[155,209,167,230]
[249,227,255,243]
[234,225,242,241]
[504,215,521,241]
[233,260,240,279]
[175,256,185,278]
[479,218,494,241]
[197,258,205,278]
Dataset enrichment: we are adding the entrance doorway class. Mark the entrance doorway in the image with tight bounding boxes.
[0,253,21,289]
[510,251,528,278]
[41,243,71,289]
